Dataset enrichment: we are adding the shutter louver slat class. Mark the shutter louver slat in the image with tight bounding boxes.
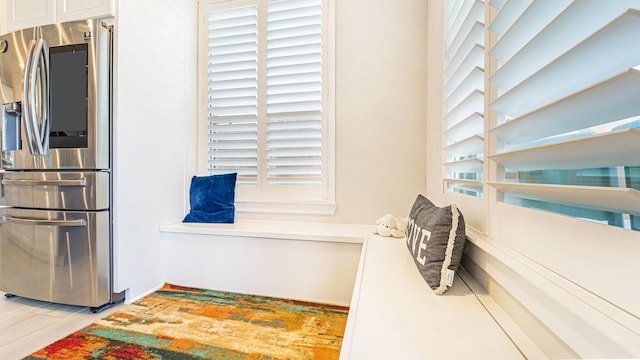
[269,2,320,19]
[489,0,572,63]
[443,158,484,173]
[446,112,484,144]
[490,69,640,145]
[209,32,257,48]
[488,0,532,37]
[490,129,640,171]
[268,102,321,114]
[444,178,484,192]
[445,135,484,158]
[209,51,257,66]
[489,182,640,217]
[208,60,257,74]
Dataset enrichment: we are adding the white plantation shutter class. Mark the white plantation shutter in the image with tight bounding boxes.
[487,1,640,231]
[207,5,259,183]
[267,0,324,186]
[202,0,331,204]
[443,0,485,197]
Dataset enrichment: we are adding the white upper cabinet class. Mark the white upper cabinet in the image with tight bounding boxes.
[56,0,114,23]
[6,0,55,32]
[0,0,7,35]
[6,0,114,32]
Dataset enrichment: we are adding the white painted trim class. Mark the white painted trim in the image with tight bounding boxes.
[160,219,372,244]
[457,266,547,360]
[235,199,336,215]
[339,237,368,359]
[324,0,337,206]
[123,282,164,304]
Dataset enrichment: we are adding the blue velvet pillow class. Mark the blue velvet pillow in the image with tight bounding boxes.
[183,173,237,223]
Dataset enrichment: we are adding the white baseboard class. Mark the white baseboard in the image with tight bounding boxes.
[122,282,165,304]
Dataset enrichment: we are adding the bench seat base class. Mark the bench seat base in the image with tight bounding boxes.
[340,236,524,359]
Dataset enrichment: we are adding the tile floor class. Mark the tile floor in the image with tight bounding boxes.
[0,292,120,359]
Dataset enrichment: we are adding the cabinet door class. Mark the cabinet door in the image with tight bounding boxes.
[0,0,6,35]
[56,0,114,23]
[7,0,55,32]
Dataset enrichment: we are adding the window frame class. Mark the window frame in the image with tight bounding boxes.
[196,0,336,215]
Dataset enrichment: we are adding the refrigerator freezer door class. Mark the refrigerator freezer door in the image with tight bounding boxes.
[0,208,111,307]
[0,28,34,106]
[0,171,109,210]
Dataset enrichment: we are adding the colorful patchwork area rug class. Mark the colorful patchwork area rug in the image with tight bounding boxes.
[24,284,349,359]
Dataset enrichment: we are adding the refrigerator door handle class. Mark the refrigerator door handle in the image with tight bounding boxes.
[23,39,38,155]
[38,37,50,154]
[1,215,87,227]
[29,38,49,156]
[1,178,87,187]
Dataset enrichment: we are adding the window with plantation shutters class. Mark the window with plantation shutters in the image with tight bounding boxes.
[487,1,640,231]
[443,0,485,198]
[200,0,333,209]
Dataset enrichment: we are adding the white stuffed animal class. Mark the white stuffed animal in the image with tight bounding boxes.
[374,214,408,238]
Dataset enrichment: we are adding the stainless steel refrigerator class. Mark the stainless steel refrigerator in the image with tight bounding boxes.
[0,19,123,311]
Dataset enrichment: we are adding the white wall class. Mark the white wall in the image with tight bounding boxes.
[425,0,445,206]
[333,0,427,223]
[112,0,197,300]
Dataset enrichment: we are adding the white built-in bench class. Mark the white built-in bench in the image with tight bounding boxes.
[159,220,372,305]
[160,221,527,359]
[339,235,524,359]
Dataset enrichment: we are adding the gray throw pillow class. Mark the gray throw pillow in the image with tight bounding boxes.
[406,194,466,294]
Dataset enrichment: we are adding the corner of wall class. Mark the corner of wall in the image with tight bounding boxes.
[425,0,445,205]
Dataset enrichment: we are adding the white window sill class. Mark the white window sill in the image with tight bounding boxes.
[234,200,337,215]
[159,219,372,244]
